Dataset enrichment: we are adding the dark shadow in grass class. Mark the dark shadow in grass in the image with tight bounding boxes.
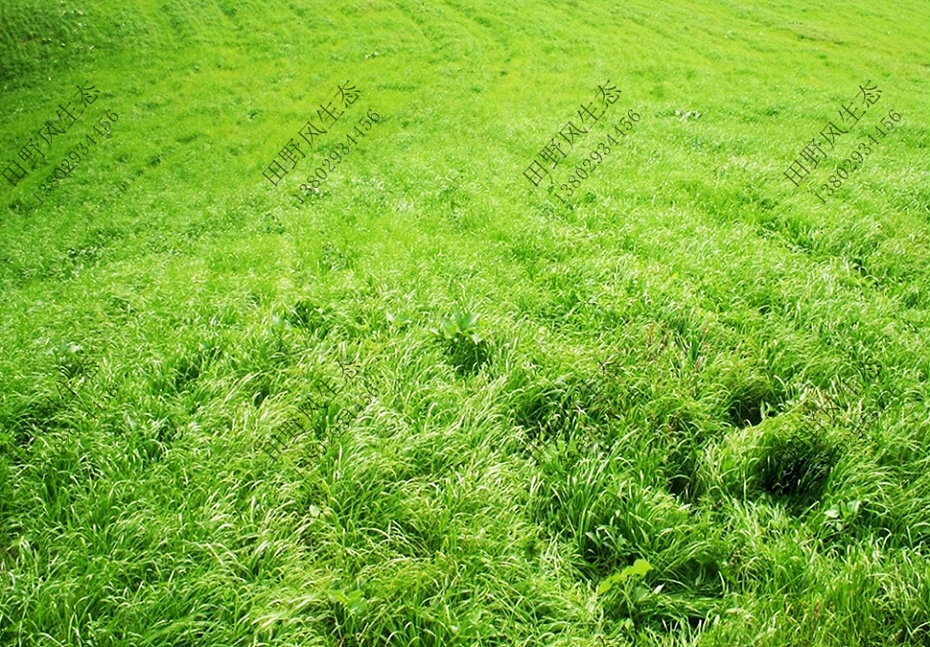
[171,343,223,393]
[289,299,333,337]
[513,373,610,448]
[440,335,491,375]
[432,312,492,376]
[650,402,712,504]
[251,376,273,408]
[665,442,699,503]
[0,395,62,460]
[756,428,840,511]
[514,381,579,445]
[725,376,781,428]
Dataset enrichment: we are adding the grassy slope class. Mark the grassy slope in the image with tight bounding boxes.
[0,0,927,645]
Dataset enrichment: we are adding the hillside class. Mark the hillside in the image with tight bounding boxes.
[0,1,927,645]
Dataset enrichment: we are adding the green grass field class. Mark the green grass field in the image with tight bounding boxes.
[1,1,927,645]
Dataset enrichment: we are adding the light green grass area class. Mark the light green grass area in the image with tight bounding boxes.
[0,1,927,645]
